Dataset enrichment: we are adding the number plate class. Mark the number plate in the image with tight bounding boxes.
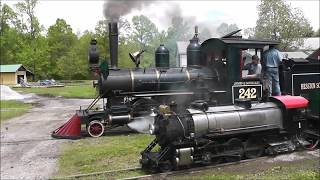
[232,81,262,103]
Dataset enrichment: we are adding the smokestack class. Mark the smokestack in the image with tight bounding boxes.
[108,22,118,69]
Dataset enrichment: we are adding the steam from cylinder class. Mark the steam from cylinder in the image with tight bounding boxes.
[127,116,155,133]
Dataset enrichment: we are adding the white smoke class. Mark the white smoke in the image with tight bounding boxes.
[127,116,154,134]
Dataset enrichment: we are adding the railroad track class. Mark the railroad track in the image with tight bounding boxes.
[53,157,267,180]
[52,167,142,180]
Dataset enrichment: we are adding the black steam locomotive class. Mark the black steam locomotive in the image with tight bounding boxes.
[140,96,310,171]
[76,22,319,142]
[81,23,221,137]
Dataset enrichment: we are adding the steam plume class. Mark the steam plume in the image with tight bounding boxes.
[103,0,155,21]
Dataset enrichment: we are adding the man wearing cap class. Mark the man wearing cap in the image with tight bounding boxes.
[243,55,262,78]
[263,45,282,96]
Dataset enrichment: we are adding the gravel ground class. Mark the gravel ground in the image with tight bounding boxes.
[1,95,93,179]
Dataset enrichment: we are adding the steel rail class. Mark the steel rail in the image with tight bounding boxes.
[52,167,142,180]
[120,157,267,180]
[52,157,267,180]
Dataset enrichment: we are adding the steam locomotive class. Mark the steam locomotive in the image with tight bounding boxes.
[68,22,319,141]
[140,96,310,171]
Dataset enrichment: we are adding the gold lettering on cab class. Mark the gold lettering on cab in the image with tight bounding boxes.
[301,82,320,90]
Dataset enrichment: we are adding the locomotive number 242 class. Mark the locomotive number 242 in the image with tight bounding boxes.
[239,88,257,99]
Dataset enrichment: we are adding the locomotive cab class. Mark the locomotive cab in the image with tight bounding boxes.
[200,36,280,104]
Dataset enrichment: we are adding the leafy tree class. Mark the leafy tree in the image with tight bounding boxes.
[94,20,109,59]
[314,28,320,37]
[243,27,256,39]
[0,3,23,64]
[216,23,239,37]
[14,0,43,80]
[0,2,21,32]
[15,0,40,39]
[47,18,77,79]
[199,27,212,42]
[255,0,313,50]
[131,15,158,49]
[165,16,194,66]
[130,15,159,67]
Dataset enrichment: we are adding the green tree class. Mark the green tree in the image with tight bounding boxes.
[14,0,44,80]
[165,16,194,66]
[243,27,256,39]
[131,15,158,49]
[0,3,23,64]
[255,0,313,50]
[130,15,159,67]
[199,27,212,41]
[314,28,320,37]
[94,20,109,60]
[15,0,40,39]
[47,18,77,79]
[216,23,239,37]
[0,2,21,32]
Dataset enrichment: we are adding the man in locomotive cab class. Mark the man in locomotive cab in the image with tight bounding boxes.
[263,45,282,96]
[242,55,262,78]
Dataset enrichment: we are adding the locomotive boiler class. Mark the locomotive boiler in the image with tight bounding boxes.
[74,22,220,137]
[140,96,310,171]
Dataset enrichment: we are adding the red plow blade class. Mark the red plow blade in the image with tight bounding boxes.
[51,114,81,139]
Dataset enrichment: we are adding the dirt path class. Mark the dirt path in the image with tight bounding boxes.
[1,95,93,179]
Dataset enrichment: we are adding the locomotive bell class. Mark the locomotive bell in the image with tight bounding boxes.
[155,44,169,68]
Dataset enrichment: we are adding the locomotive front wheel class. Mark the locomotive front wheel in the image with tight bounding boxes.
[87,120,105,137]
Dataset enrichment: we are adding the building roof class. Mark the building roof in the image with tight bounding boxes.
[219,38,280,46]
[300,37,320,50]
[0,64,26,73]
[306,48,320,61]
[280,51,308,59]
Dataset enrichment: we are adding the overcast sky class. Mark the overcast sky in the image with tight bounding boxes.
[4,0,320,34]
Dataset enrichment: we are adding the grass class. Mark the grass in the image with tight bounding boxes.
[55,134,154,179]
[56,134,320,180]
[172,157,320,180]
[173,170,319,180]
[0,100,33,122]
[16,81,96,99]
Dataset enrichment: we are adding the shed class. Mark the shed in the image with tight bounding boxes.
[0,64,33,85]
[176,41,189,67]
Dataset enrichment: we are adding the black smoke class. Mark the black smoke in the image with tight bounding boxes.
[103,0,155,21]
